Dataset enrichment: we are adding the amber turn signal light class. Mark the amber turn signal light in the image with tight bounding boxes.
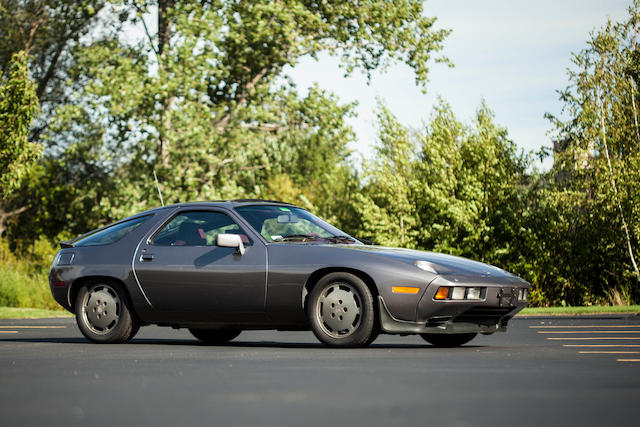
[434,286,450,300]
[392,286,420,294]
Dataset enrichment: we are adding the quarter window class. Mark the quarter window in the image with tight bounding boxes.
[74,215,152,247]
[153,211,250,246]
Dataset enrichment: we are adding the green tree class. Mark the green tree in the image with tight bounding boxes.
[415,100,530,266]
[0,1,106,140]
[354,99,530,263]
[546,0,640,303]
[353,103,419,247]
[0,51,40,235]
[5,0,450,243]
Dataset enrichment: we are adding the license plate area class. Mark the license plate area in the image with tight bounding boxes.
[497,287,518,307]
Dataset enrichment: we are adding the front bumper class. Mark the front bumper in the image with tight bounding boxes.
[379,274,529,334]
[378,297,525,334]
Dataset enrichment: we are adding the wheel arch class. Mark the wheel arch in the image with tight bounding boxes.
[302,267,380,313]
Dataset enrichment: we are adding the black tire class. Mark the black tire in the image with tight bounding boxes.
[308,272,375,347]
[189,328,241,344]
[365,330,380,345]
[420,333,477,347]
[75,280,138,344]
[124,323,141,343]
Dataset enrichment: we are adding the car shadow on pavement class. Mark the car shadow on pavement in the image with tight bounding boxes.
[0,336,486,349]
[0,337,88,344]
[215,342,486,349]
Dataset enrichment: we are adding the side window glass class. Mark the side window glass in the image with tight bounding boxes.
[153,211,251,246]
[74,215,151,247]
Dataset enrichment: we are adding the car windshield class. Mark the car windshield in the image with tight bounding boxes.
[235,205,358,244]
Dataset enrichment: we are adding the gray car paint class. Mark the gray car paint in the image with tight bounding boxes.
[49,201,530,333]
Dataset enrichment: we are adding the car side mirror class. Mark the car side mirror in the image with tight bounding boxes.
[216,234,245,255]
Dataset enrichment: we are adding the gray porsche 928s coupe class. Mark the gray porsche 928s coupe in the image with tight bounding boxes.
[49,200,529,347]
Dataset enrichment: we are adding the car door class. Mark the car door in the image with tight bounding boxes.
[132,209,267,319]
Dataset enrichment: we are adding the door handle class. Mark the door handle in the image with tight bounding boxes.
[141,253,154,261]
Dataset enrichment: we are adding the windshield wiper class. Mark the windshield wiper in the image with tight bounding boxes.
[280,234,321,242]
[278,234,356,244]
[326,235,357,244]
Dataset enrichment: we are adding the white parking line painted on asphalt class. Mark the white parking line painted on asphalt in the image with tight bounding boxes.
[0,331,18,334]
[563,344,640,347]
[531,325,640,328]
[617,359,640,362]
[539,322,640,363]
[547,337,640,340]
[538,330,640,334]
[578,351,640,354]
[0,326,66,329]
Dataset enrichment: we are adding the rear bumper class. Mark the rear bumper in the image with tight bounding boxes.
[49,267,74,312]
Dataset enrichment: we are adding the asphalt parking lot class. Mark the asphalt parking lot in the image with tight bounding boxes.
[1,315,639,427]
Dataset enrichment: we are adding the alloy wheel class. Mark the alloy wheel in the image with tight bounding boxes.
[315,282,362,338]
[81,284,121,335]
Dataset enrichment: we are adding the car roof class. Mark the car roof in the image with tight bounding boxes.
[138,199,299,214]
[63,200,300,247]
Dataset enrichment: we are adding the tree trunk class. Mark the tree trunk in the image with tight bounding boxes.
[157,0,175,56]
[599,96,640,278]
[159,96,175,168]
[0,203,27,237]
[629,77,640,145]
[633,23,640,146]
[157,0,176,167]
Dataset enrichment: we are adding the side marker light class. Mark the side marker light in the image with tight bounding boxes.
[392,286,420,294]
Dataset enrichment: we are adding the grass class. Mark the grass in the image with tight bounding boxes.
[0,306,72,319]
[0,267,61,310]
[0,238,61,311]
[519,305,640,316]
[0,305,637,319]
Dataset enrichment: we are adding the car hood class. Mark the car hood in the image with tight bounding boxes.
[337,244,517,278]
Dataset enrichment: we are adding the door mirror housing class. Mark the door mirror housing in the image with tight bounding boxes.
[216,234,245,255]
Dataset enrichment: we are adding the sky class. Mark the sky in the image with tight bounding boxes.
[285,0,630,170]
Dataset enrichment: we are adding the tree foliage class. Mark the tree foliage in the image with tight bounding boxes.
[352,100,531,272]
[0,0,450,241]
[0,0,106,140]
[543,0,640,303]
[2,0,640,309]
[0,51,40,196]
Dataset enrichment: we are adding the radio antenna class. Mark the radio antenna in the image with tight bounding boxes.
[153,169,164,206]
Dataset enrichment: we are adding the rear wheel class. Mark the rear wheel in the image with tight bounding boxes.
[189,328,241,344]
[420,333,477,347]
[308,272,375,347]
[75,280,138,343]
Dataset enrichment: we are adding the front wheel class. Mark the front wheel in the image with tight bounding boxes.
[189,328,241,344]
[75,280,138,343]
[308,272,375,347]
[420,333,477,347]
